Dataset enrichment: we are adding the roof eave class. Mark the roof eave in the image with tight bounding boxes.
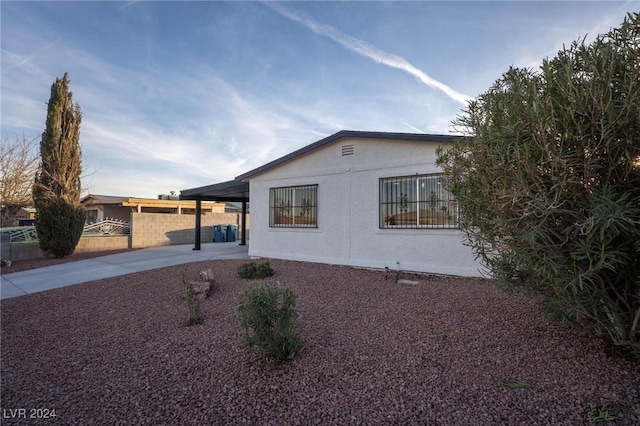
[180,179,250,202]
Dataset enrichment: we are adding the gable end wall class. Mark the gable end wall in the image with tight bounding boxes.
[247,137,482,277]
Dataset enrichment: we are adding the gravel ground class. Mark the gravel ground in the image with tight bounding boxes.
[1,258,639,425]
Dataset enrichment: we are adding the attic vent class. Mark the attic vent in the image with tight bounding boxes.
[341,144,354,156]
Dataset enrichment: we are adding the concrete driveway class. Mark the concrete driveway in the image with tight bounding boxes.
[0,242,250,300]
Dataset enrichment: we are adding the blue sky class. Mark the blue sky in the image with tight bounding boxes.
[1,1,636,198]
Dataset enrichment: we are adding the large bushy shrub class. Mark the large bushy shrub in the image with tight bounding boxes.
[437,13,639,355]
[236,281,302,362]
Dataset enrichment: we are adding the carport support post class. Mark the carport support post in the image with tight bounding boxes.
[240,200,247,246]
[193,198,202,251]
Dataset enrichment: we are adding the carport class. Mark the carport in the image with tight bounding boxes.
[180,179,249,250]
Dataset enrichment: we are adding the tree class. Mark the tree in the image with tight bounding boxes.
[33,73,86,258]
[0,135,39,226]
[437,13,640,356]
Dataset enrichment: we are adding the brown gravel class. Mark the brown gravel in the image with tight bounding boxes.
[1,259,639,425]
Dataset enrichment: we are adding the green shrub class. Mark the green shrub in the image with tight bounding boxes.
[182,269,203,326]
[238,262,274,279]
[436,13,640,357]
[585,402,633,423]
[502,379,530,389]
[236,281,302,361]
[34,197,86,258]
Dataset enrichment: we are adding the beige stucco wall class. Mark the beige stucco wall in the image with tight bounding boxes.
[75,235,130,253]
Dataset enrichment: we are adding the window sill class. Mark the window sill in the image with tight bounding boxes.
[376,227,461,235]
[268,227,322,233]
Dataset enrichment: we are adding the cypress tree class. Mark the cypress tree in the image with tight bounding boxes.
[33,73,86,258]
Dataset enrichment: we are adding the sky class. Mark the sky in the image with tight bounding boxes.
[1,1,637,198]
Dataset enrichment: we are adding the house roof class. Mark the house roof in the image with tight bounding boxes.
[179,179,250,202]
[179,130,461,202]
[81,194,223,209]
[81,194,129,204]
[235,130,462,181]
[224,201,250,213]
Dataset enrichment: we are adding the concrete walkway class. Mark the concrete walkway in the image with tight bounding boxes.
[0,242,250,300]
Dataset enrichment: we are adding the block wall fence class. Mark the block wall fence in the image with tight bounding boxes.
[4,212,250,261]
[130,212,250,248]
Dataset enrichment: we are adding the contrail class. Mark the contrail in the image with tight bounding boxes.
[404,122,426,133]
[267,3,472,106]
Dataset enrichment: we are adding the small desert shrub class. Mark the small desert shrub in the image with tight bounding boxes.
[585,402,633,423]
[502,379,530,389]
[182,269,203,325]
[238,262,274,279]
[236,281,302,361]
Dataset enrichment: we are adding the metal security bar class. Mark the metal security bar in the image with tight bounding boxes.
[379,174,459,229]
[269,184,318,228]
[83,218,131,235]
[2,226,38,242]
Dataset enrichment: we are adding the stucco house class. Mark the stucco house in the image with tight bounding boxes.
[182,130,482,277]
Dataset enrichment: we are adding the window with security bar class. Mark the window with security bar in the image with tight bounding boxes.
[379,174,459,229]
[269,184,318,228]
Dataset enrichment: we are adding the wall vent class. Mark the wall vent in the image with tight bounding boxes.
[341,144,354,156]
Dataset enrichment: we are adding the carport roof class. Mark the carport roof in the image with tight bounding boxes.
[180,179,249,202]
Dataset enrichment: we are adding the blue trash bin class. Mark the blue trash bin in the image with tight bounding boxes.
[226,224,237,242]
[214,225,226,242]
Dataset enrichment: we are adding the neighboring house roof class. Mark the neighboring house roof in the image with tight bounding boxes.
[224,202,249,213]
[81,194,129,204]
[81,194,223,209]
[235,130,462,181]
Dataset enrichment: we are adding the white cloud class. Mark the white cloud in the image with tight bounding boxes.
[74,62,327,195]
[514,6,631,70]
[1,32,295,196]
[5,1,628,198]
[403,122,425,133]
[266,2,472,106]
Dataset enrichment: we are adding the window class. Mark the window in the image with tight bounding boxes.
[379,174,458,229]
[86,209,98,224]
[269,184,318,228]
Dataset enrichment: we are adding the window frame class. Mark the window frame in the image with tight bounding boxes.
[269,184,318,228]
[379,173,459,229]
